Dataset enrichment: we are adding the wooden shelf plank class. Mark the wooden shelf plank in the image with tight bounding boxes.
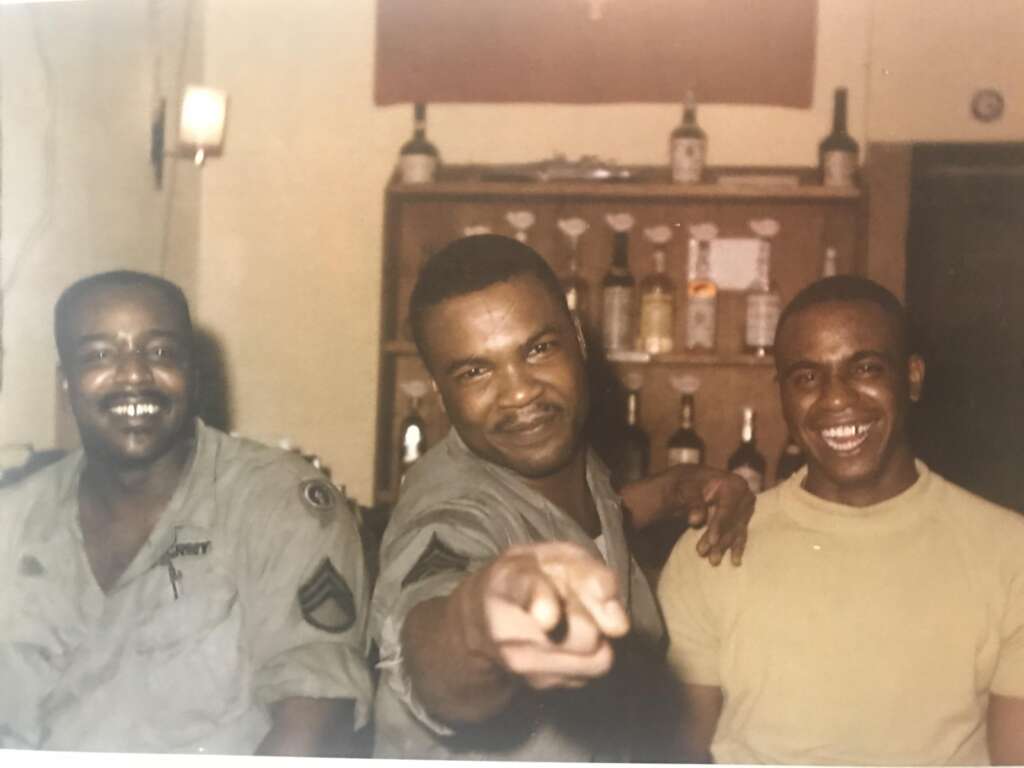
[389,165,861,202]
[384,340,774,367]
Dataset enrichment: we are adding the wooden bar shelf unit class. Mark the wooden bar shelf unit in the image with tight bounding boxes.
[375,165,865,506]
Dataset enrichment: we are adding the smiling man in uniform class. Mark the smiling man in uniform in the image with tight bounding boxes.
[0,271,372,754]
[370,235,754,760]
[659,275,1024,764]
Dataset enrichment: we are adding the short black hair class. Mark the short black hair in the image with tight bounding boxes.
[408,234,569,365]
[54,270,193,364]
[775,275,913,360]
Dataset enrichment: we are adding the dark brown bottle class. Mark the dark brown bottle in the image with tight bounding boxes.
[727,407,766,493]
[398,103,439,184]
[667,394,705,466]
[618,389,650,484]
[819,88,859,186]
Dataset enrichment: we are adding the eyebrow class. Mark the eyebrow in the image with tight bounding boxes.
[72,330,186,347]
[781,349,895,377]
[442,323,562,376]
[521,324,561,352]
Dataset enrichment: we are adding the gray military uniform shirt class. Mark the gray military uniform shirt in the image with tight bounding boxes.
[370,428,665,760]
[0,420,373,753]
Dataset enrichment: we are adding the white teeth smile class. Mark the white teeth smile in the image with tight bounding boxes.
[109,402,161,418]
[820,423,872,452]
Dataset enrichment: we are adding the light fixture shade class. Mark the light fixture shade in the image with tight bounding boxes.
[179,85,227,150]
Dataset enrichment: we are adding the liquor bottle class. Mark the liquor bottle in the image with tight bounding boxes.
[558,217,590,319]
[667,393,704,466]
[562,251,590,319]
[601,231,636,352]
[822,246,839,277]
[819,87,859,187]
[639,248,675,354]
[685,236,717,351]
[618,388,650,485]
[398,103,439,184]
[727,407,766,493]
[744,241,781,356]
[398,394,427,481]
[775,436,806,484]
[670,91,707,184]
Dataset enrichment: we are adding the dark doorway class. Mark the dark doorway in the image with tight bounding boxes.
[906,143,1024,512]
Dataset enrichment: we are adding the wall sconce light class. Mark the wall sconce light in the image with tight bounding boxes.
[151,85,229,188]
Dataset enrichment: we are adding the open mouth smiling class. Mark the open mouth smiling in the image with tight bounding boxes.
[818,421,874,453]
[102,394,169,420]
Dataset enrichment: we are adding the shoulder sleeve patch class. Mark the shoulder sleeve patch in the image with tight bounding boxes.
[297,557,356,634]
[401,533,471,589]
[298,478,338,527]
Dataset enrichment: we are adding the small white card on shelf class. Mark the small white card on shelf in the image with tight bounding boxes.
[688,238,762,291]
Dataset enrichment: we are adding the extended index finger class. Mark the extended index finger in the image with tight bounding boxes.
[529,542,629,638]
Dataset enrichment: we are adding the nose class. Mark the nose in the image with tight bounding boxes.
[113,350,154,386]
[819,370,857,411]
[496,360,543,409]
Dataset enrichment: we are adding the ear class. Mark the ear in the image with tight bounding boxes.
[907,354,925,402]
[572,315,588,362]
[430,378,446,414]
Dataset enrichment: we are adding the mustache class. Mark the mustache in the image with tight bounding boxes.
[494,402,563,433]
[99,391,172,411]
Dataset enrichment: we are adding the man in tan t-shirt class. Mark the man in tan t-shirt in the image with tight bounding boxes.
[659,275,1024,764]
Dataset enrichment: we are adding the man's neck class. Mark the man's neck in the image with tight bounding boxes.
[520,448,601,537]
[77,435,196,593]
[80,436,195,524]
[805,449,920,508]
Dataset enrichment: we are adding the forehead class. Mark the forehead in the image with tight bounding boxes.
[421,275,569,363]
[776,300,903,364]
[63,283,189,340]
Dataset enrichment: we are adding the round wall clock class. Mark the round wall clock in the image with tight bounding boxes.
[971,89,1005,123]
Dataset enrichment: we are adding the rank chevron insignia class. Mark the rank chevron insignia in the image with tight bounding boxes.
[401,533,470,588]
[297,557,356,633]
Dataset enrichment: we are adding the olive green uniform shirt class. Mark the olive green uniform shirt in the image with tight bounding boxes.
[0,420,372,753]
[370,428,665,760]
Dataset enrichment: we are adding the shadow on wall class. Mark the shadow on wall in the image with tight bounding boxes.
[194,325,233,433]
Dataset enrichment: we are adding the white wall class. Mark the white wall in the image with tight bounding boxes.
[0,0,201,454]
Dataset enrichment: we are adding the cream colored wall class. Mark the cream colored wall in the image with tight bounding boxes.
[0,0,201,457]
[4,0,1020,500]
[196,0,1023,505]
[197,0,868,503]
[868,0,1024,141]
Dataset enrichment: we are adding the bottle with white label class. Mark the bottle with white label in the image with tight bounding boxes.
[667,393,704,466]
[601,231,636,352]
[727,407,766,493]
[819,88,859,187]
[670,91,707,184]
[639,248,675,354]
[398,103,439,184]
[744,241,781,356]
[685,236,717,351]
